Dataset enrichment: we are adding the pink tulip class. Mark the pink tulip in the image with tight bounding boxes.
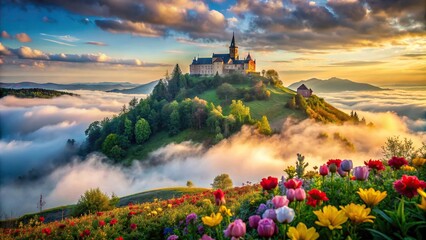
[286,189,296,202]
[272,195,289,208]
[295,188,306,201]
[319,164,329,176]
[224,219,246,238]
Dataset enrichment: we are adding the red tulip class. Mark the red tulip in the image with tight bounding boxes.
[260,176,278,191]
[41,228,51,236]
[213,189,226,206]
[284,178,303,189]
[130,223,137,230]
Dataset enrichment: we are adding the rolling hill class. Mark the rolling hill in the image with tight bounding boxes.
[288,77,384,92]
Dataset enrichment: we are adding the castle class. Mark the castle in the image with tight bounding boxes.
[189,33,256,76]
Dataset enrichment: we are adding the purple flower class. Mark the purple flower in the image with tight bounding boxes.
[256,203,268,215]
[200,234,214,240]
[262,209,277,221]
[286,189,296,202]
[257,218,276,238]
[249,215,261,229]
[167,235,179,240]
[354,166,370,181]
[186,213,197,225]
[341,160,353,172]
[338,167,348,177]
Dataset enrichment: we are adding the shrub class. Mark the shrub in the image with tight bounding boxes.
[73,188,116,216]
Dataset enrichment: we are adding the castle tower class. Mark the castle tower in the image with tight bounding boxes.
[229,32,239,60]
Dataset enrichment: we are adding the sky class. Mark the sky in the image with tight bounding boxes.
[0,0,425,85]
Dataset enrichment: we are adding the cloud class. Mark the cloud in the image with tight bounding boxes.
[13,0,228,41]
[327,61,386,67]
[1,44,168,67]
[85,41,107,46]
[401,53,426,58]
[42,16,57,23]
[1,105,425,218]
[95,20,163,38]
[230,0,425,51]
[322,89,426,123]
[1,30,11,39]
[40,33,79,42]
[15,33,32,42]
[42,38,76,46]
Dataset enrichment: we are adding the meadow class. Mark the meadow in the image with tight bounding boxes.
[1,156,425,240]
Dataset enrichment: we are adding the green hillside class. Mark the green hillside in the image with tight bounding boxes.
[0,88,78,98]
[82,65,356,163]
[0,187,208,227]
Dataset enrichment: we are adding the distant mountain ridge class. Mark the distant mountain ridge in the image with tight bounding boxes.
[288,77,384,93]
[0,81,152,93]
[107,80,159,94]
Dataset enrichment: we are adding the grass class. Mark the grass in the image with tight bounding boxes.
[119,187,208,206]
[124,128,215,164]
[0,187,209,227]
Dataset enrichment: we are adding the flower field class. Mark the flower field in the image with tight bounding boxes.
[1,156,426,240]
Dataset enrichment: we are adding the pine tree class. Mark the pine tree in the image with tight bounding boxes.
[295,153,309,178]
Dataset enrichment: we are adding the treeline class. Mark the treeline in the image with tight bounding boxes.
[83,65,273,161]
[0,88,78,99]
[286,94,362,124]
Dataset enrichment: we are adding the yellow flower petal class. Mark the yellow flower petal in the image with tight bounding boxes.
[314,205,347,230]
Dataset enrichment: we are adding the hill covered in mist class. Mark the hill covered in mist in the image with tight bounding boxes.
[288,77,384,92]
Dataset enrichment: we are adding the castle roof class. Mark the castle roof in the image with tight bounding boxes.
[213,53,231,62]
[192,58,212,65]
[297,84,309,90]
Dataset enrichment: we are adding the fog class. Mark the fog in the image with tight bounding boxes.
[1,89,425,218]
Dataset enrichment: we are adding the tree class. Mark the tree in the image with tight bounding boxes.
[262,69,266,77]
[287,96,296,109]
[128,97,138,110]
[168,64,183,98]
[382,136,415,160]
[211,173,233,190]
[73,188,116,216]
[186,180,194,188]
[265,69,279,82]
[152,79,169,101]
[295,93,307,109]
[216,83,236,101]
[257,115,272,135]
[124,117,133,142]
[169,109,181,136]
[135,118,151,144]
[102,133,120,155]
[230,100,251,125]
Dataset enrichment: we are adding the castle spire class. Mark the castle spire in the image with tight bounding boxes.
[230,32,235,47]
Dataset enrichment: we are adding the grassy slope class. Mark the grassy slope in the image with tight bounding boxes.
[124,128,214,164]
[0,187,208,227]
[126,83,304,161]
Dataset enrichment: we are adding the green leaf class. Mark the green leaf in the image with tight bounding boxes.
[365,228,393,240]
[374,208,393,224]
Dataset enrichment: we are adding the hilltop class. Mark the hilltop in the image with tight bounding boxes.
[0,82,139,92]
[0,88,78,99]
[288,77,384,92]
[82,66,358,164]
[107,80,159,94]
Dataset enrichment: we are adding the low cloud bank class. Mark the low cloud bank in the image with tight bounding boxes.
[1,107,425,218]
[322,89,426,132]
